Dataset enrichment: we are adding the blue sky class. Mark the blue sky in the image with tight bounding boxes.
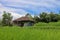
[0,0,60,19]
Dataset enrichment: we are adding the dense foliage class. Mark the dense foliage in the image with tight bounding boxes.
[34,16,40,23]
[2,11,13,26]
[34,12,60,23]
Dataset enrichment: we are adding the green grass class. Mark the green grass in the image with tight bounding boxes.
[34,21,60,28]
[0,27,60,40]
[0,21,60,40]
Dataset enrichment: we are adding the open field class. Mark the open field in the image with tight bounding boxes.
[0,21,60,40]
[0,27,60,40]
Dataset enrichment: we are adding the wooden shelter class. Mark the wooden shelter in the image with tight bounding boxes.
[13,16,34,27]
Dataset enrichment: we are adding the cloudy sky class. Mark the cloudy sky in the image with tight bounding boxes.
[0,0,60,19]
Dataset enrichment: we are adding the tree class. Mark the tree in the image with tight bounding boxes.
[49,12,58,22]
[0,20,2,26]
[45,14,50,23]
[40,12,47,21]
[39,12,50,23]
[34,16,40,23]
[2,11,13,26]
[25,13,34,21]
[25,13,32,18]
[57,14,60,20]
[57,11,60,20]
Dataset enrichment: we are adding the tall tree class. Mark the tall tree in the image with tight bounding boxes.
[40,12,48,22]
[2,11,13,26]
[34,16,40,23]
[39,12,51,23]
[49,12,58,22]
[25,13,32,18]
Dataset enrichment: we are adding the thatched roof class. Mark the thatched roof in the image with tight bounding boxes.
[13,16,34,22]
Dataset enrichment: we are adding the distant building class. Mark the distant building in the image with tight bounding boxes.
[13,16,35,27]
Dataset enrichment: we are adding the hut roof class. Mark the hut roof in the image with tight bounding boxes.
[13,16,34,22]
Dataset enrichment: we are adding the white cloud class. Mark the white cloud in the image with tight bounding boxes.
[0,0,60,17]
[0,3,27,20]
[1,0,60,8]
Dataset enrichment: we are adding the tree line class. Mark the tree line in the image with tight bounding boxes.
[0,11,60,26]
[34,12,60,23]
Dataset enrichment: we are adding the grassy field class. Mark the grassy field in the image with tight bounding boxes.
[0,22,60,40]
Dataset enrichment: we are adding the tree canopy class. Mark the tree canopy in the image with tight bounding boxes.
[2,11,13,26]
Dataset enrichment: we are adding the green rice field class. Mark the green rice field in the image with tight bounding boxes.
[0,21,60,40]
